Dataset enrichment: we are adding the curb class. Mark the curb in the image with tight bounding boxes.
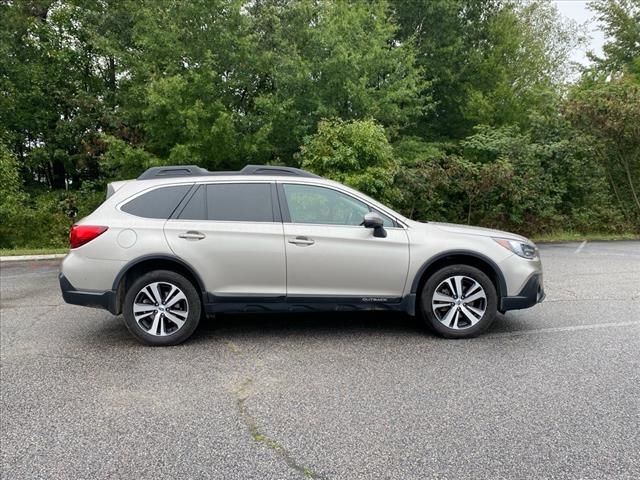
[0,254,67,263]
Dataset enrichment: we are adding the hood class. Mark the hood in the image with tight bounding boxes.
[429,222,529,242]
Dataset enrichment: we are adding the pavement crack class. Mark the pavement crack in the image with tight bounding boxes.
[234,379,323,480]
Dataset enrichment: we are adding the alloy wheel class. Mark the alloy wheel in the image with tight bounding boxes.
[133,281,189,336]
[431,275,487,330]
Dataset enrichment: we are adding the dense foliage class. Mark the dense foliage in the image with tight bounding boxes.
[1,0,638,248]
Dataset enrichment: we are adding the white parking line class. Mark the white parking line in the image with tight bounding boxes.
[574,240,587,254]
[487,320,640,338]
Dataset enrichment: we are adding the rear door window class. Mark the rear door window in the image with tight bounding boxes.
[206,183,273,222]
[121,185,191,219]
[176,183,275,222]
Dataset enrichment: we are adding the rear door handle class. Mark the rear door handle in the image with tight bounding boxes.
[288,236,315,246]
[178,231,206,240]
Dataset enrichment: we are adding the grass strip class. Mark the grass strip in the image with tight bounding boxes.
[0,247,68,257]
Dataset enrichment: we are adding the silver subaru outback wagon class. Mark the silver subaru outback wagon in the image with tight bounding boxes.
[59,165,544,345]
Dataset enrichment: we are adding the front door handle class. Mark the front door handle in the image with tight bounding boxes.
[288,236,315,246]
[178,231,206,240]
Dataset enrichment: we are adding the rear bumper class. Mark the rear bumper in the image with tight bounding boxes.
[59,273,118,315]
[500,273,545,311]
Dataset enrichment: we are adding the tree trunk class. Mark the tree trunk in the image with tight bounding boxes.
[107,56,117,108]
[605,163,629,222]
[618,152,640,214]
[71,171,81,190]
[50,160,66,190]
[44,163,53,189]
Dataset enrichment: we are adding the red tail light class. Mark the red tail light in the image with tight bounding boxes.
[69,225,108,249]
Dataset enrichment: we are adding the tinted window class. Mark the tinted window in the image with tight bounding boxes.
[178,185,206,220]
[207,183,273,222]
[121,185,191,219]
[283,184,371,226]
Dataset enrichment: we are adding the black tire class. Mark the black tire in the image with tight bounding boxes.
[123,270,201,346]
[420,264,497,339]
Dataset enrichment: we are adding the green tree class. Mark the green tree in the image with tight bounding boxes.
[393,138,451,221]
[0,0,637,248]
[298,118,399,203]
[246,0,426,162]
[566,78,640,222]
[392,0,582,137]
[588,0,640,77]
[0,141,28,247]
[0,1,116,189]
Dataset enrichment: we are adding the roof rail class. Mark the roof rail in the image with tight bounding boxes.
[137,165,211,180]
[137,164,320,180]
[239,165,320,178]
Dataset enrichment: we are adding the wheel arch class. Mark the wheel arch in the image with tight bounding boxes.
[111,254,207,315]
[409,250,507,313]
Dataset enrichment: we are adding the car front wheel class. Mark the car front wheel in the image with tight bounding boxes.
[420,265,497,338]
[123,270,202,346]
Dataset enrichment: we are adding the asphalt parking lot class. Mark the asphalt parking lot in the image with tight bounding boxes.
[1,241,639,479]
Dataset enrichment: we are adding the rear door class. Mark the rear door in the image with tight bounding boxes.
[164,181,286,298]
[279,182,410,299]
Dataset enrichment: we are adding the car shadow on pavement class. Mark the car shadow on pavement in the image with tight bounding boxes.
[82,310,518,346]
[193,311,425,340]
[190,311,519,343]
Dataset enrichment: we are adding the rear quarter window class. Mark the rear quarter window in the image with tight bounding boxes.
[121,185,191,219]
[177,185,206,220]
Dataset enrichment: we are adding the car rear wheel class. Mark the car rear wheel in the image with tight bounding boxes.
[420,265,497,338]
[123,270,201,346]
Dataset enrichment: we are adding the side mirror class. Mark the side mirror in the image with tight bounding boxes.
[363,212,387,238]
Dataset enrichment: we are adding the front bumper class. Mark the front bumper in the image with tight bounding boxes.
[59,273,118,315]
[500,273,545,311]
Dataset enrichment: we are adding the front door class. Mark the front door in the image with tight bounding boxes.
[279,183,409,300]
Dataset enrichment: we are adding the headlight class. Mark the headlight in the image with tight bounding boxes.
[493,238,538,259]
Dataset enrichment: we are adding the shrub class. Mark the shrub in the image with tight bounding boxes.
[297,119,400,204]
